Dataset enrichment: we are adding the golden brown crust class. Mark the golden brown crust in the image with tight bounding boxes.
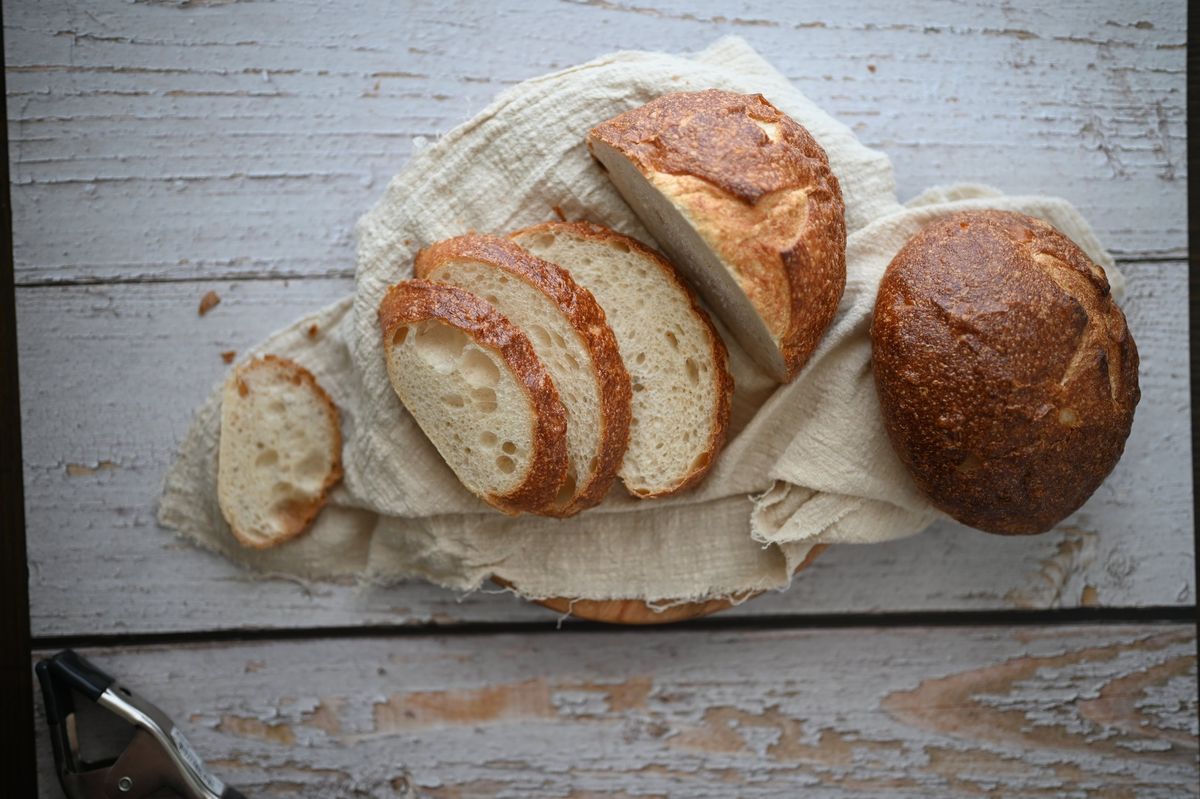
[588,89,846,381]
[224,354,344,549]
[510,220,734,497]
[414,234,632,516]
[871,210,1140,535]
[379,279,569,515]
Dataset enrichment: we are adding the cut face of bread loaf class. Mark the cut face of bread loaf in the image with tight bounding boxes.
[379,279,569,515]
[512,221,733,497]
[871,210,1140,535]
[588,89,846,383]
[415,235,631,516]
[218,355,343,548]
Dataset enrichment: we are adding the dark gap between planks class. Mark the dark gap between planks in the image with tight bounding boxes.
[31,605,1199,652]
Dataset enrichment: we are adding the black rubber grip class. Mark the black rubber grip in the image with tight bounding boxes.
[35,659,74,724]
[47,649,114,702]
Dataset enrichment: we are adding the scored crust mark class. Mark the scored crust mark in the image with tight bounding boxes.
[379,279,569,515]
[588,89,846,381]
[871,209,1139,535]
[1031,252,1124,401]
[509,220,735,498]
[414,234,632,516]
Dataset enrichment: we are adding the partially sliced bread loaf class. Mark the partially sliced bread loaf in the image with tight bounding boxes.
[415,234,631,517]
[379,279,569,515]
[512,221,733,497]
[218,355,343,549]
[588,89,846,383]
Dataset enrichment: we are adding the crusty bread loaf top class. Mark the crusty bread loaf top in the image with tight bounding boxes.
[414,235,631,515]
[379,279,569,515]
[218,354,343,549]
[511,220,734,497]
[871,210,1140,535]
[588,89,846,380]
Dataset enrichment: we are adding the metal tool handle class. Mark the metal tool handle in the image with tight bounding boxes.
[37,650,248,799]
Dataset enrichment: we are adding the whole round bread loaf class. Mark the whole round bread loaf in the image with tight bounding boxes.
[871,210,1139,535]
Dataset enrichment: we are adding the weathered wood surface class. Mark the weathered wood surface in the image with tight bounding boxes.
[8,0,1193,635]
[18,257,1191,635]
[32,624,1199,797]
[4,0,1186,287]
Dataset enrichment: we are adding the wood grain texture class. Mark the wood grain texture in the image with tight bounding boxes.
[17,260,1192,635]
[32,624,1199,797]
[4,0,1186,287]
[6,0,1194,635]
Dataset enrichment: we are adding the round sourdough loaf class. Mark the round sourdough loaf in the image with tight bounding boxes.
[871,210,1139,535]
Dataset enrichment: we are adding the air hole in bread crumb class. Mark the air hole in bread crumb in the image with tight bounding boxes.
[271,480,297,496]
[394,326,410,346]
[255,449,279,468]
[461,348,501,388]
[495,455,515,474]
[612,240,631,253]
[502,441,517,454]
[685,358,700,384]
[442,394,466,408]
[471,387,497,412]
[296,451,325,481]
[665,331,679,348]
[632,382,645,393]
[414,322,468,373]
[532,234,555,248]
[268,400,286,414]
[480,432,498,447]
[528,325,552,348]
[635,352,646,365]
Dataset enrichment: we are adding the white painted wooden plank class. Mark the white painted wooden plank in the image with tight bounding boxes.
[18,258,1192,636]
[31,624,1199,797]
[5,0,1186,285]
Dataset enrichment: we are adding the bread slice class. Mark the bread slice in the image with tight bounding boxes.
[512,221,733,497]
[379,279,569,515]
[415,234,631,517]
[588,89,846,383]
[217,355,343,548]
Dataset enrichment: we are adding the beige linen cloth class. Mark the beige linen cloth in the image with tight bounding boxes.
[159,37,1121,605]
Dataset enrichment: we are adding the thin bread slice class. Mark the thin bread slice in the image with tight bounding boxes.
[218,355,343,549]
[415,234,632,516]
[512,221,733,497]
[588,89,847,383]
[379,279,569,515]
